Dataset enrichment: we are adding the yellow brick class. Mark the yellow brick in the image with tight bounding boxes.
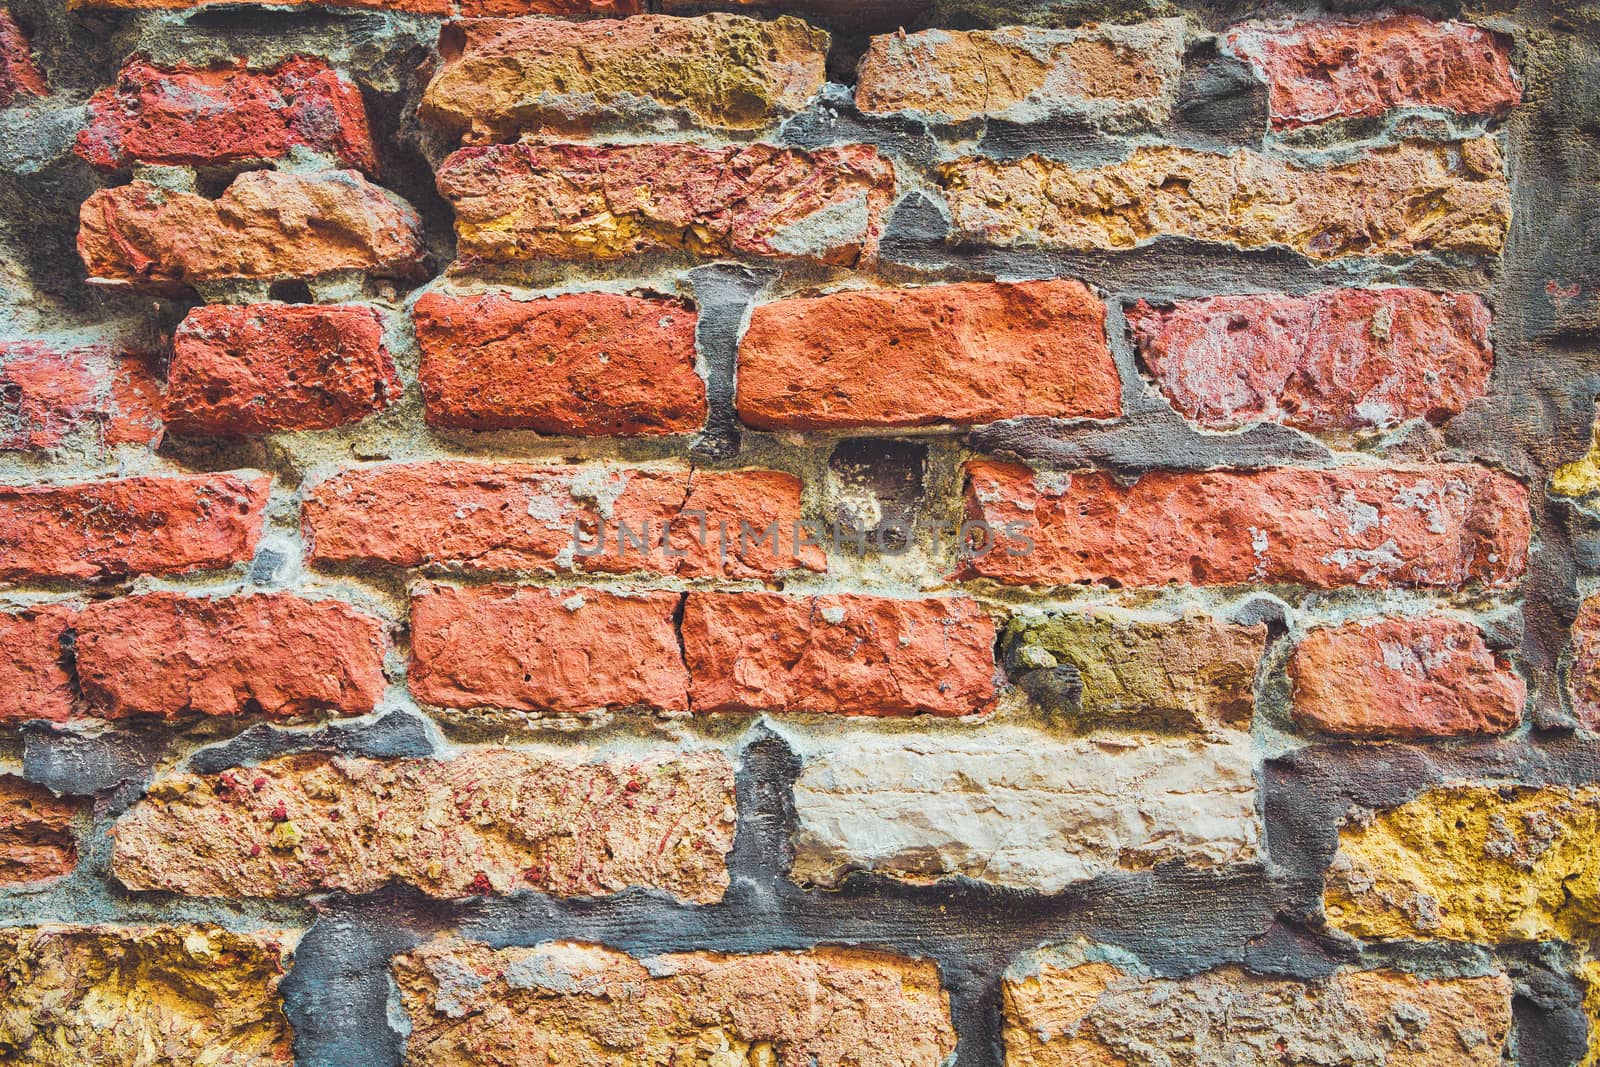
[1324,784,1600,942]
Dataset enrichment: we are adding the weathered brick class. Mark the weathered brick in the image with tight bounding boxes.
[393,939,957,1067]
[71,0,449,10]
[1565,593,1600,731]
[1291,615,1524,738]
[0,775,81,885]
[165,303,399,435]
[456,0,640,13]
[682,592,996,716]
[112,749,736,902]
[1325,784,1600,942]
[1552,408,1600,502]
[660,0,926,28]
[0,342,162,451]
[0,604,75,722]
[856,20,1183,125]
[422,15,827,141]
[0,10,44,108]
[0,472,269,583]
[437,141,894,267]
[961,460,1529,589]
[1003,950,1512,1066]
[304,461,823,579]
[0,925,296,1066]
[414,290,705,435]
[74,592,388,720]
[71,0,634,9]
[1585,963,1600,1067]
[939,138,1509,260]
[409,584,687,715]
[1225,14,1520,129]
[78,169,426,289]
[736,279,1120,430]
[1127,289,1495,431]
[791,730,1257,891]
[76,58,376,174]
[1004,609,1265,731]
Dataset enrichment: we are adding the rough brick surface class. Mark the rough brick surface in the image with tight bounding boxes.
[70,0,634,9]
[422,15,827,140]
[1004,609,1265,731]
[1564,592,1600,731]
[414,290,705,435]
[113,749,737,902]
[438,141,895,267]
[790,731,1258,891]
[683,592,996,716]
[0,925,296,1066]
[0,10,44,107]
[0,342,161,451]
[393,940,957,1067]
[73,0,450,9]
[1225,14,1520,129]
[0,604,76,723]
[303,461,823,578]
[409,584,687,715]
[856,20,1183,125]
[939,138,1509,259]
[962,460,1529,589]
[0,775,81,885]
[1127,289,1495,431]
[736,279,1120,430]
[165,303,399,435]
[76,58,376,173]
[1290,615,1524,738]
[78,169,426,288]
[0,0,1578,1059]
[74,592,388,720]
[1325,785,1600,942]
[1003,953,1513,1066]
[0,472,269,582]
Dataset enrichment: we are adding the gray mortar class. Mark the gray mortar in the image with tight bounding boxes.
[0,0,1596,1064]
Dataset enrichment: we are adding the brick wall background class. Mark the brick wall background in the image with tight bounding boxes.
[0,0,1593,1062]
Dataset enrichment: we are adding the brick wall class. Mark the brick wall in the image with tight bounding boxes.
[0,0,1593,1063]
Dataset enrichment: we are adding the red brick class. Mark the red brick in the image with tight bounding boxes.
[76,58,376,174]
[738,280,1119,431]
[0,604,76,723]
[1127,289,1494,431]
[0,776,81,885]
[165,303,399,435]
[0,472,269,583]
[303,461,823,579]
[414,290,705,436]
[1564,593,1600,731]
[683,592,996,716]
[437,142,895,268]
[1290,616,1524,737]
[0,10,44,107]
[0,343,162,451]
[78,169,426,290]
[410,584,686,714]
[1225,14,1520,129]
[961,460,1529,590]
[74,592,387,720]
